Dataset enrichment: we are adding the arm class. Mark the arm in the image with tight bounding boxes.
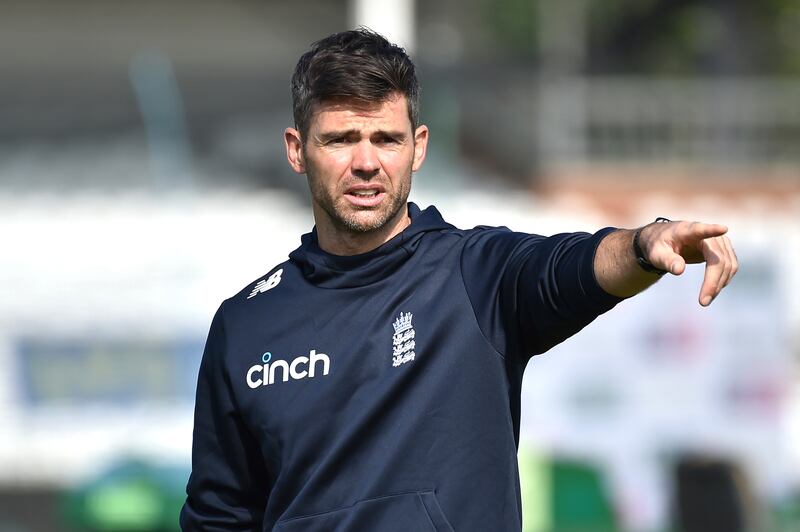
[594,220,738,306]
[461,228,623,358]
[181,304,273,531]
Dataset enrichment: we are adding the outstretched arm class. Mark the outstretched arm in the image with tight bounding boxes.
[594,220,738,306]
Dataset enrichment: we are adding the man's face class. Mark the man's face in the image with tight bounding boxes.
[285,94,428,236]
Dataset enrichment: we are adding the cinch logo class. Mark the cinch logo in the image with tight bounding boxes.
[246,350,330,389]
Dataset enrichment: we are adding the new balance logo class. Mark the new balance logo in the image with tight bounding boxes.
[248,269,283,299]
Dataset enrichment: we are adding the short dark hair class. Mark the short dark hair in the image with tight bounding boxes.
[291,28,420,138]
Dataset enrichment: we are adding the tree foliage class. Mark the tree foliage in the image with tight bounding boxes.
[482,0,800,75]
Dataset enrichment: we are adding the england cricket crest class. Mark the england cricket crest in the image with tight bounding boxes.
[392,312,416,367]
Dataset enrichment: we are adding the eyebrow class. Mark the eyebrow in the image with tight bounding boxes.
[315,129,408,142]
[315,130,356,143]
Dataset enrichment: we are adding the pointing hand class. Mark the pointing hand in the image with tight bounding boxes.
[638,221,738,306]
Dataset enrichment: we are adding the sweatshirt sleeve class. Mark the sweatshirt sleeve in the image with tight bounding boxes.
[180,303,272,531]
[460,227,624,362]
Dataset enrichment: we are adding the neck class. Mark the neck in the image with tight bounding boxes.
[315,206,411,256]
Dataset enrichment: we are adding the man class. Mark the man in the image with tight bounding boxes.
[181,29,737,531]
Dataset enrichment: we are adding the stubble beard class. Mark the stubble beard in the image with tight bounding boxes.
[307,167,412,235]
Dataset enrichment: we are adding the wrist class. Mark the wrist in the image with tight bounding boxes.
[632,217,671,275]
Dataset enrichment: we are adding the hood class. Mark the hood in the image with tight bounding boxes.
[288,203,454,288]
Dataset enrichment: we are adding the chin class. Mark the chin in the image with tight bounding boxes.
[336,204,397,232]
[323,196,407,234]
[340,213,390,233]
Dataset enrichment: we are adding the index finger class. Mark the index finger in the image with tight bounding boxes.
[683,222,728,240]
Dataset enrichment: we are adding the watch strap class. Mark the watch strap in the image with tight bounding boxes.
[633,217,671,275]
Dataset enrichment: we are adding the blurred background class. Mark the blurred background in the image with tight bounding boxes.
[1,0,799,530]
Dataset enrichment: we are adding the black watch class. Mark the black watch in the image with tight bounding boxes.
[633,217,671,275]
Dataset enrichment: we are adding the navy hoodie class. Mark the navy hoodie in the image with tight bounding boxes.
[181,203,622,531]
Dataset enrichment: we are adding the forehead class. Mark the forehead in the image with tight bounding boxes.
[308,95,411,133]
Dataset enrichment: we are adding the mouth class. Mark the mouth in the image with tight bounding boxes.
[349,190,380,198]
[344,185,386,207]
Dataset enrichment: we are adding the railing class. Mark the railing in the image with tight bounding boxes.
[536,78,800,167]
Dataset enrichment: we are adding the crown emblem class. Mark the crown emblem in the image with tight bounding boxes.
[391,312,416,367]
[392,312,413,334]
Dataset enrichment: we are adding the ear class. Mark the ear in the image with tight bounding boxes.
[284,127,306,174]
[411,125,429,172]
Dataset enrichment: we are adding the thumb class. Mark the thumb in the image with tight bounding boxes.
[667,255,686,275]
[648,243,686,275]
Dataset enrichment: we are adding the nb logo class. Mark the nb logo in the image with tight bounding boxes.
[248,269,283,299]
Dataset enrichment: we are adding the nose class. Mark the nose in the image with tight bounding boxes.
[351,140,380,178]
